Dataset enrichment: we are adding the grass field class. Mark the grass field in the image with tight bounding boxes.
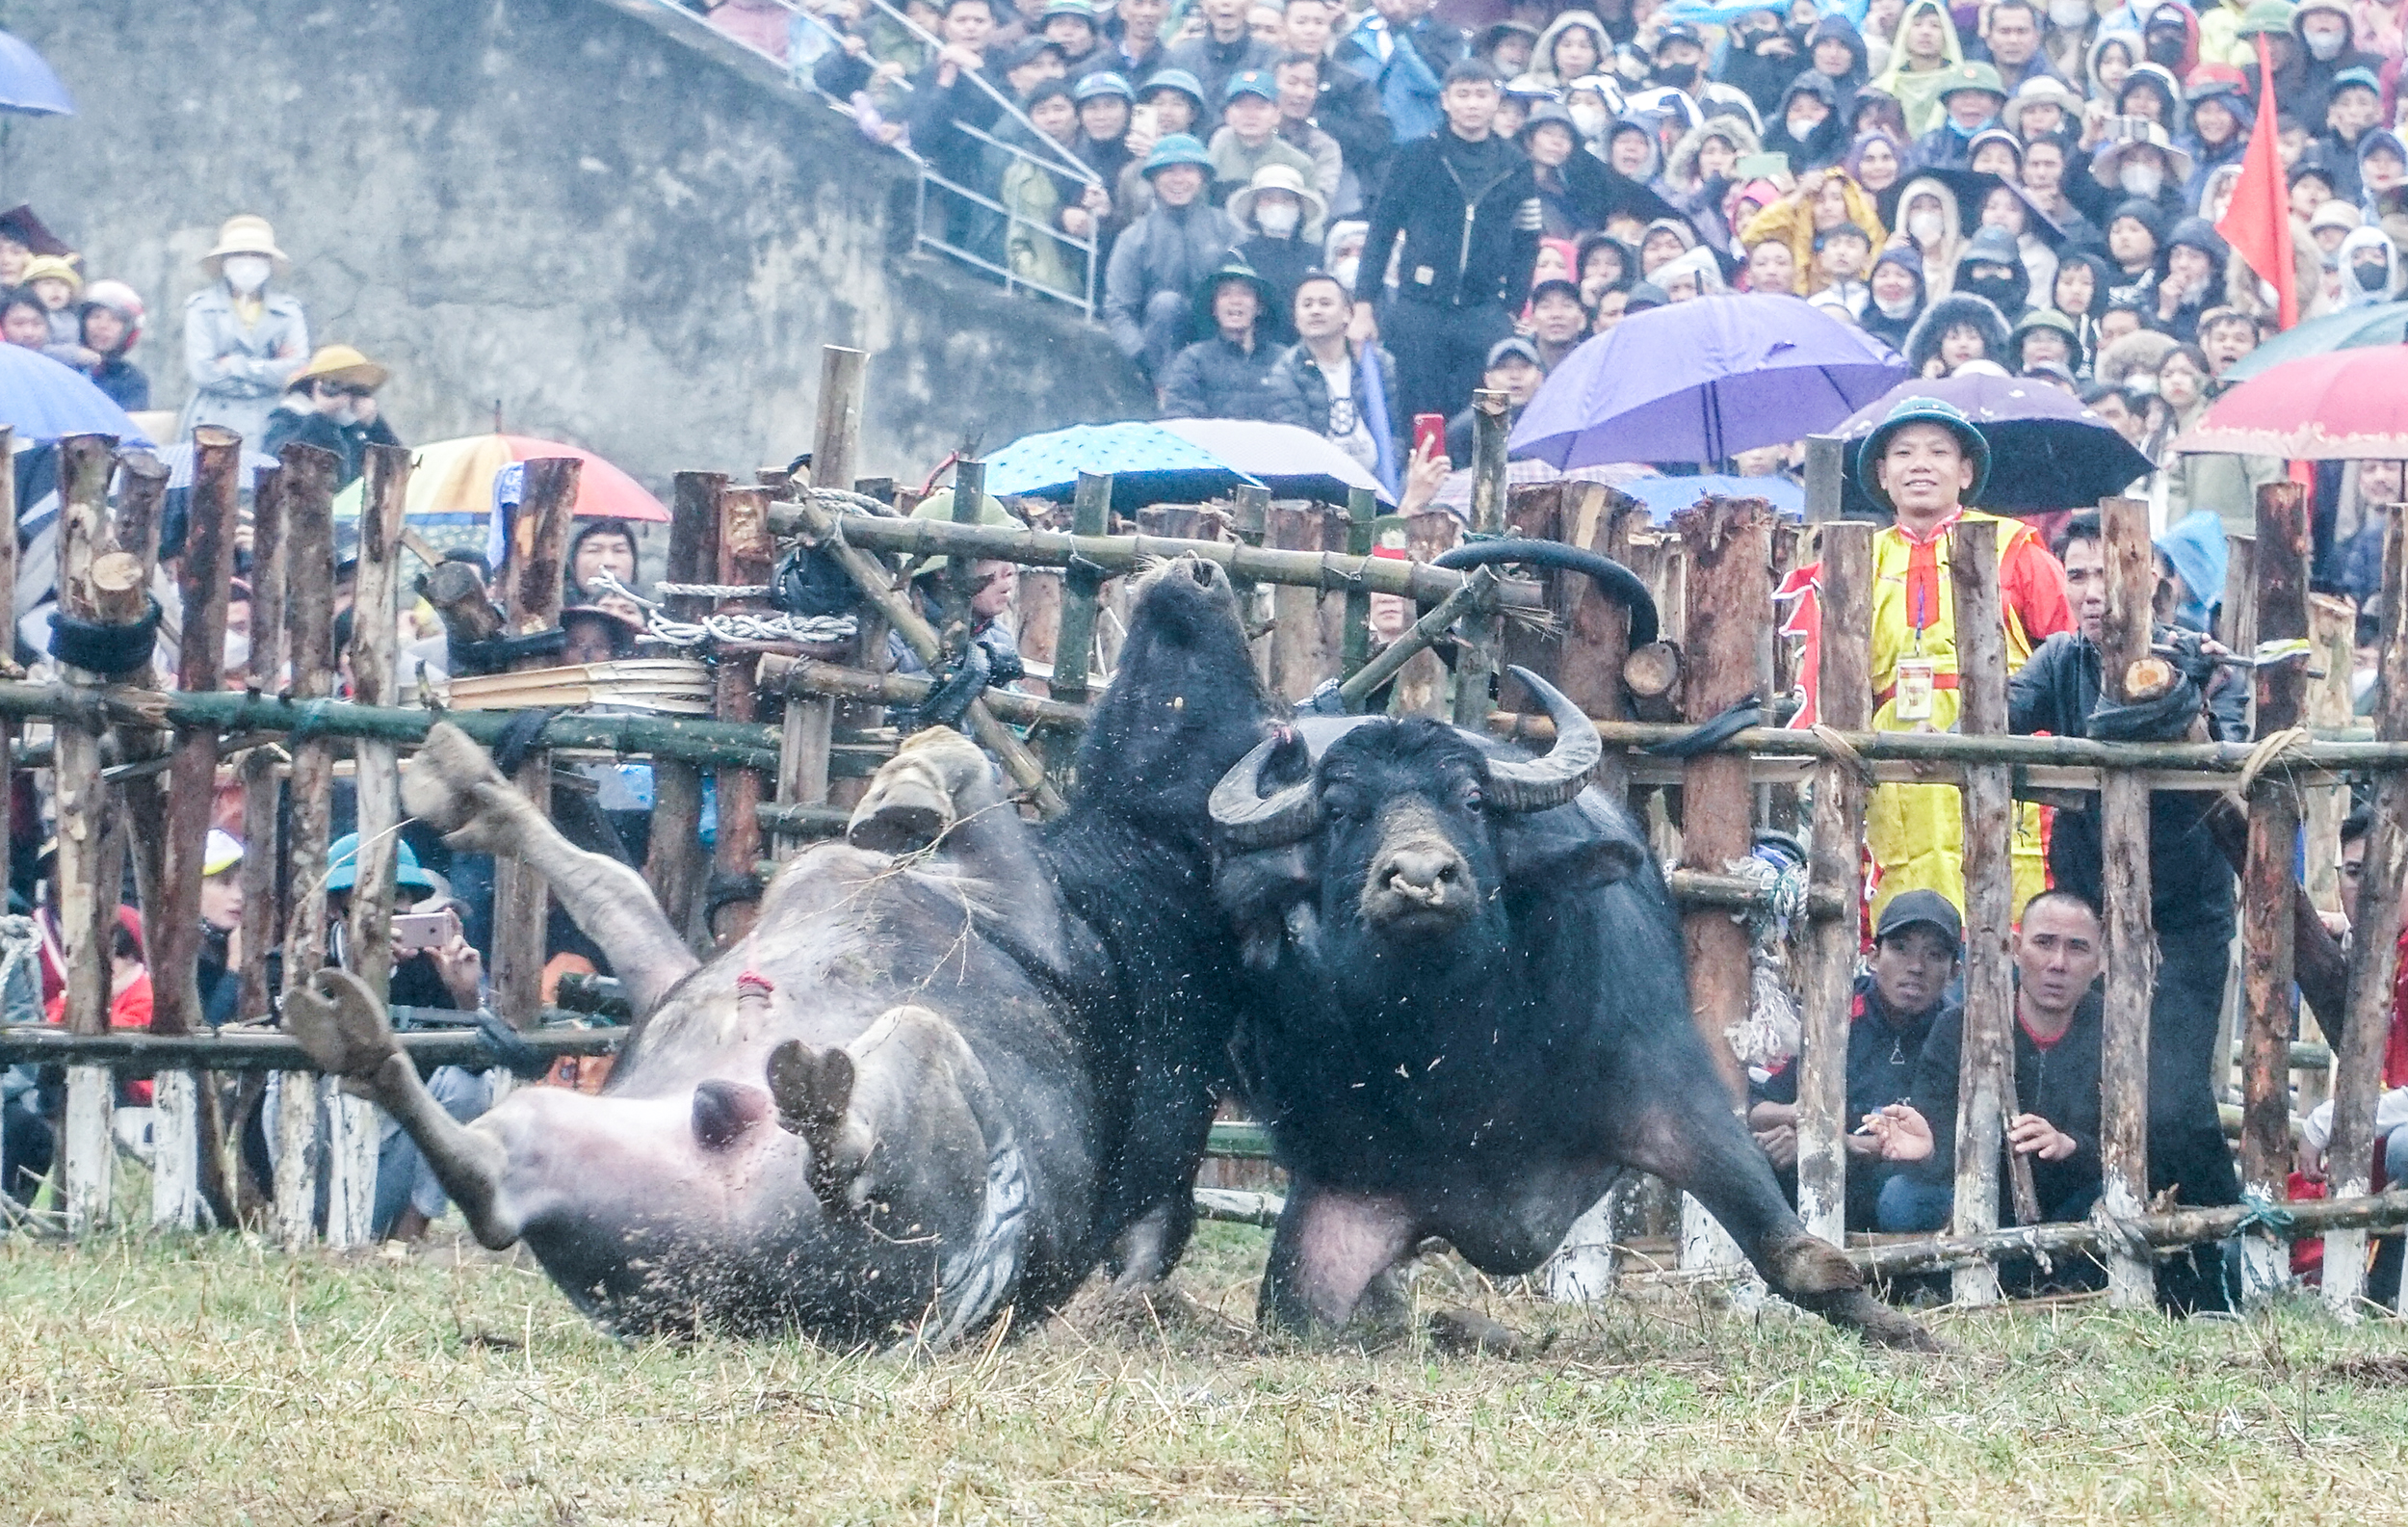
[8,1218,2408,1527]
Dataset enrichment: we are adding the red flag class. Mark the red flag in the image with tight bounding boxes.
[2216,35,2298,330]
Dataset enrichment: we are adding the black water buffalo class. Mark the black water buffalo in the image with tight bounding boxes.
[288,557,1271,1342]
[1208,671,1931,1348]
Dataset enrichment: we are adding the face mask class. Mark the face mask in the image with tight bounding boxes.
[222,254,272,295]
[1331,254,1361,292]
[1874,289,1920,318]
[1787,114,1823,141]
[1963,271,2022,309]
[2146,35,2185,66]
[1256,202,1301,238]
[1908,209,1943,243]
[2358,258,2391,291]
[1569,103,1608,137]
[2306,27,2347,60]
[2050,0,2091,24]
[2120,163,2164,197]
[1655,61,1698,89]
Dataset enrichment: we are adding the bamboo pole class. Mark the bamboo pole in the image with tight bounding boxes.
[53,435,120,1234]
[772,348,870,850]
[1947,516,2013,1306]
[275,442,340,1249]
[1043,472,1112,775]
[2239,482,2312,1303]
[756,653,1087,731]
[233,464,287,1225]
[2095,496,2161,1309]
[1449,392,1511,730]
[708,486,776,943]
[1340,566,1499,712]
[940,461,986,657]
[1854,1188,2408,1279]
[1796,522,1871,1244]
[327,442,410,1248]
[0,1020,621,1070]
[1340,487,1377,684]
[644,472,722,944]
[2323,513,2408,1317]
[490,458,581,1018]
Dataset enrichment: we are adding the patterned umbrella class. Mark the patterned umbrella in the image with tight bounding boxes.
[2171,347,2408,460]
[982,420,1263,511]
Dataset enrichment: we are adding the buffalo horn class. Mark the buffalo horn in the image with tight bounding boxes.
[1484,667,1602,813]
[1208,730,1320,850]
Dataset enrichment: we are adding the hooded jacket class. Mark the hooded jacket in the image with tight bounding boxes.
[1606,115,1665,184]
[2158,216,2231,340]
[1893,171,1968,295]
[2050,249,2113,373]
[1805,14,1871,123]
[1763,71,1849,171]
[1663,116,1763,251]
[2338,222,2404,305]
[1530,11,1612,88]
[1652,243,1730,298]
[2288,0,2381,124]
[1953,227,2031,322]
[1738,168,1887,292]
[1871,0,1969,137]
[2181,88,2253,203]
[1903,291,2013,376]
[2117,60,2186,134]
[1715,17,1808,120]
[1861,247,1930,349]
[2102,196,2170,306]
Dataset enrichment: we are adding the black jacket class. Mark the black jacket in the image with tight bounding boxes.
[261,408,405,492]
[1908,982,2106,1214]
[1162,32,1275,113]
[1231,232,1319,345]
[1363,129,1542,310]
[1755,972,1949,1128]
[1158,333,1282,419]
[1264,340,1400,453]
[1314,67,1395,201]
[906,54,1007,184]
[2007,627,2251,935]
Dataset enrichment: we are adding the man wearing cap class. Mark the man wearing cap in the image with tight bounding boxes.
[1794,397,2071,922]
[1355,60,1541,422]
[1104,133,1241,380]
[261,345,403,491]
[1748,888,1963,1230]
[1165,0,1277,109]
[179,214,309,447]
[2006,510,2251,1310]
[1037,0,1105,74]
[1210,69,1320,204]
[1160,260,1285,417]
[1908,62,2009,171]
[1440,335,1541,461]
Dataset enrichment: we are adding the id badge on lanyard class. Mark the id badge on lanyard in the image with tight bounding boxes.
[1894,657,1937,723]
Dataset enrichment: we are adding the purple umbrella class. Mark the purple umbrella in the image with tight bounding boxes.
[1509,294,1909,469]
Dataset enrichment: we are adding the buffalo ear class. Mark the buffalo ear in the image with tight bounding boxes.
[1502,829,1646,892]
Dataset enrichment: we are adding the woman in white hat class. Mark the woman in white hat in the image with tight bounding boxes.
[1228,163,1327,345]
[178,214,309,449]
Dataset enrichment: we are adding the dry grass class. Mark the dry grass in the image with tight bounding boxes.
[5,1218,2408,1526]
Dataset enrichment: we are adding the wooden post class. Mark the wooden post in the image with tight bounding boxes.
[1795,522,1871,1244]
[325,442,410,1248]
[2323,513,2408,1316]
[1340,487,1377,684]
[489,458,581,1019]
[643,471,722,943]
[810,345,867,493]
[2096,495,2159,1310]
[1453,391,1511,728]
[1946,516,2013,1305]
[2303,592,2357,931]
[275,442,341,1249]
[2239,483,2311,1303]
[238,466,289,1025]
[709,486,775,944]
[2219,533,2258,667]
[771,348,871,851]
[1803,434,1845,523]
[941,461,987,659]
[1041,472,1113,775]
[53,436,119,1234]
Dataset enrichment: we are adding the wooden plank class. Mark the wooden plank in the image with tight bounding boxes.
[2096,495,2160,1309]
[275,442,341,1250]
[1452,391,1511,728]
[1948,515,2012,1306]
[489,457,581,1017]
[810,345,867,493]
[2239,483,2311,1303]
[1803,434,1845,524]
[1340,487,1377,683]
[1796,522,1871,1245]
[2323,510,2408,1316]
[709,486,776,944]
[642,471,722,944]
[53,435,119,1234]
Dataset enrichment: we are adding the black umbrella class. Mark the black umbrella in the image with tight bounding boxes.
[1832,371,2155,515]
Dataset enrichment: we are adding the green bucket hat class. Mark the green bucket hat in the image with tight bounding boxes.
[1936,62,2008,104]
[1191,258,1278,337]
[2235,0,2295,37]
[910,487,1017,572]
[1857,396,1991,510]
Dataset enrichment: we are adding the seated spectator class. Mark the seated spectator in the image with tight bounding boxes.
[1908,62,2008,171]
[1764,72,1846,171]
[2195,306,2257,379]
[1890,174,1965,294]
[895,488,1023,676]
[1815,223,1873,312]
[196,829,246,1030]
[76,281,148,412]
[1209,69,1318,205]
[1577,232,1634,307]
[1865,890,2107,1250]
[1520,103,1610,238]
[1228,164,1325,343]
[1952,225,2031,323]
[0,288,49,351]
[1095,0,1170,84]
[1114,68,1210,213]
[2007,307,2080,373]
[1265,270,1400,475]
[1903,290,2009,377]
[2154,218,2230,343]
[1104,134,1238,381]
[1524,279,1590,369]
[1160,260,1283,417]
[1072,70,1136,186]
[1653,244,1729,301]
[562,604,642,665]
[1038,0,1106,74]
[1442,335,1544,461]
[260,346,404,491]
[1741,168,1887,293]
[1637,216,1697,278]
[1749,889,1961,1230]
[1745,238,1801,294]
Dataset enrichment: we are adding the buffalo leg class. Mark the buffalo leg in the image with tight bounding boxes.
[1259,1176,1419,1335]
[403,723,699,1017]
[766,1004,989,1226]
[1615,1097,1938,1351]
[283,969,522,1250]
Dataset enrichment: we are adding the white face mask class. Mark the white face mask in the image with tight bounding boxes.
[2306,26,2347,60]
[221,253,272,295]
[1786,114,1822,141]
[1256,202,1301,238]
[1908,209,1943,244]
[2050,0,2091,24]
[1331,254,1361,292]
[2120,162,2164,197]
[1569,103,1608,138]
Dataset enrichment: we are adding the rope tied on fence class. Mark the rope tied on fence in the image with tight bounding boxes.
[2236,1191,2300,1237]
[47,599,163,676]
[2236,725,2313,798]
[588,569,858,649]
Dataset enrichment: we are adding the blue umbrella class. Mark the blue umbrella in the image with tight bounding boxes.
[1617,473,1806,522]
[0,343,151,445]
[1509,294,1908,469]
[983,421,1264,512]
[0,32,72,117]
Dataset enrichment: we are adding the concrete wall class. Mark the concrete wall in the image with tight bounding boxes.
[0,0,1147,493]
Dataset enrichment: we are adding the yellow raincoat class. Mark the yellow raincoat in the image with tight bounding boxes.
[1738,171,1889,296]
[1865,509,2075,923]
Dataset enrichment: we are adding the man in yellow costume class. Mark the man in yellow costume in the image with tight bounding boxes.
[1856,397,2073,921]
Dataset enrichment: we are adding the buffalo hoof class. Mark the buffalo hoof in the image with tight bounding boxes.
[767,1038,856,1203]
[1819,1290,1946,1353]
[848,727,987,855]
[1426,1307,1523,1358]
[284,968,401,1090]
[401,723,511,836]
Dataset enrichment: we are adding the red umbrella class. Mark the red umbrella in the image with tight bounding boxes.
[2171,345,2408,460]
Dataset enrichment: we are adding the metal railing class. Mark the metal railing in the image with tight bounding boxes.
[651,0,1103,316]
